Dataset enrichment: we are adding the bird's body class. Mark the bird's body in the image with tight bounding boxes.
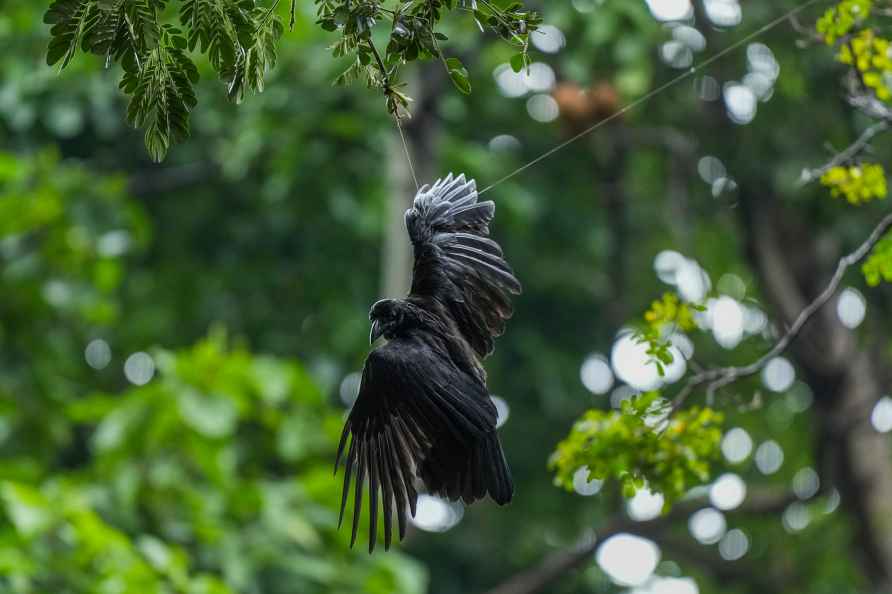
[335,174,520,552]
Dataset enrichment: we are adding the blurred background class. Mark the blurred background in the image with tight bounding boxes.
[3,0,892,593]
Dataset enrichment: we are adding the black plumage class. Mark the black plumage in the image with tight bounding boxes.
[335,173,521,552]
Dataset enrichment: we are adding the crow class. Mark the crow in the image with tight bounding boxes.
[335,173,521,553]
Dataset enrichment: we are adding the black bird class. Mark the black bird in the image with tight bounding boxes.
[335,173,521,552]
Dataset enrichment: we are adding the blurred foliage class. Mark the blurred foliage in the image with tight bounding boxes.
[838,30,892,99]
[863,230,892,285]
[1,329,426,593]
[816,0,872,44]
[634,292,702,377]
[820,163,888,205]
[550,392,723,504]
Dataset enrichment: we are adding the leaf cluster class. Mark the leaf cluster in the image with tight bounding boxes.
[318,0,540,113]
[863,230,892,286]
[820,163,888,205]
[838,30,892,100]
[816,0,872,44]
[44,0,284,161]
[634,292,703,377]
[549,392,724,504]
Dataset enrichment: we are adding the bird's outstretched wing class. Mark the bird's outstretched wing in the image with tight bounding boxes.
[405,173,521,358]
[335,338,510,552]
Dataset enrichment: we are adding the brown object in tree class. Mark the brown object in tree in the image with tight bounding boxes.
[552,80,621,134]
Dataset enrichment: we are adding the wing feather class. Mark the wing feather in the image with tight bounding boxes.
[335,338,509,551]
[405,173,521,357]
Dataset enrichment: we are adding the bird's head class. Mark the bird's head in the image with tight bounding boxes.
[368,299,412,344]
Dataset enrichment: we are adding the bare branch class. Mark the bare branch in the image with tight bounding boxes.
[673,211,892,410]
[799,119,890,185]
[789,13,824,45]
[483,490,800,594]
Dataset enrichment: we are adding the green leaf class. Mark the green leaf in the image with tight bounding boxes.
[510,52,525,73]
[44,0,95,68]
[224,7,284,104]
[123,43,198,162]
[1,482,53,537]
[863,230,892,286]
[446,56,471,94]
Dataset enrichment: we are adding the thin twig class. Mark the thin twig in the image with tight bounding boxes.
[672,211,892,411]
[790,13,824,43]
[799,120,890,185]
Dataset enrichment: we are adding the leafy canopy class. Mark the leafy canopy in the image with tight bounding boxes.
[44,0,283,161]
[44,0,539,160]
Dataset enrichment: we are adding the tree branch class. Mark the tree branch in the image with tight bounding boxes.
[799,119,890,185]
[483,490,800,594]
[673,211,892,410]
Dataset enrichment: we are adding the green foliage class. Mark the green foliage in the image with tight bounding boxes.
[0,150,147,327]
[1,480,234,594]
[43,0,283,160]
[838,30,892,100]
[319,0,540,113]
[820,163,888,205]
[43,0,538,157]
[121,33,199,162]
[634,292,702,377]
[0,151,425,592]
[863,230,892,285]
[0,331,427,593]
[816,0,872,44]
[550,392,724,503]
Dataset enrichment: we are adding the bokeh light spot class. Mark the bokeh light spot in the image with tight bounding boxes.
[755,440,784,474]
[871,396,892,433]
[718,529,749,561]
[124,352,155,386]
[581,354,614,395]
[85,339,112,370]
[627,488,665,521]
[721,427,753,464]
[531,25,566,53]
[837,287,867,329]
[410,495,464,532]
[689,507,726,544]
[596,533,660,586]
[762,357,795,392]
[573,466,604,496]
[709,473,746,511]
[645,0,692,21]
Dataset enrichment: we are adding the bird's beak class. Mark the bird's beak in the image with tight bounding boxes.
[370,320,383,344]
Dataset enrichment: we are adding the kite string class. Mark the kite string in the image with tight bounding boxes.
[473,0,827,195]
[395,115,420,191]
